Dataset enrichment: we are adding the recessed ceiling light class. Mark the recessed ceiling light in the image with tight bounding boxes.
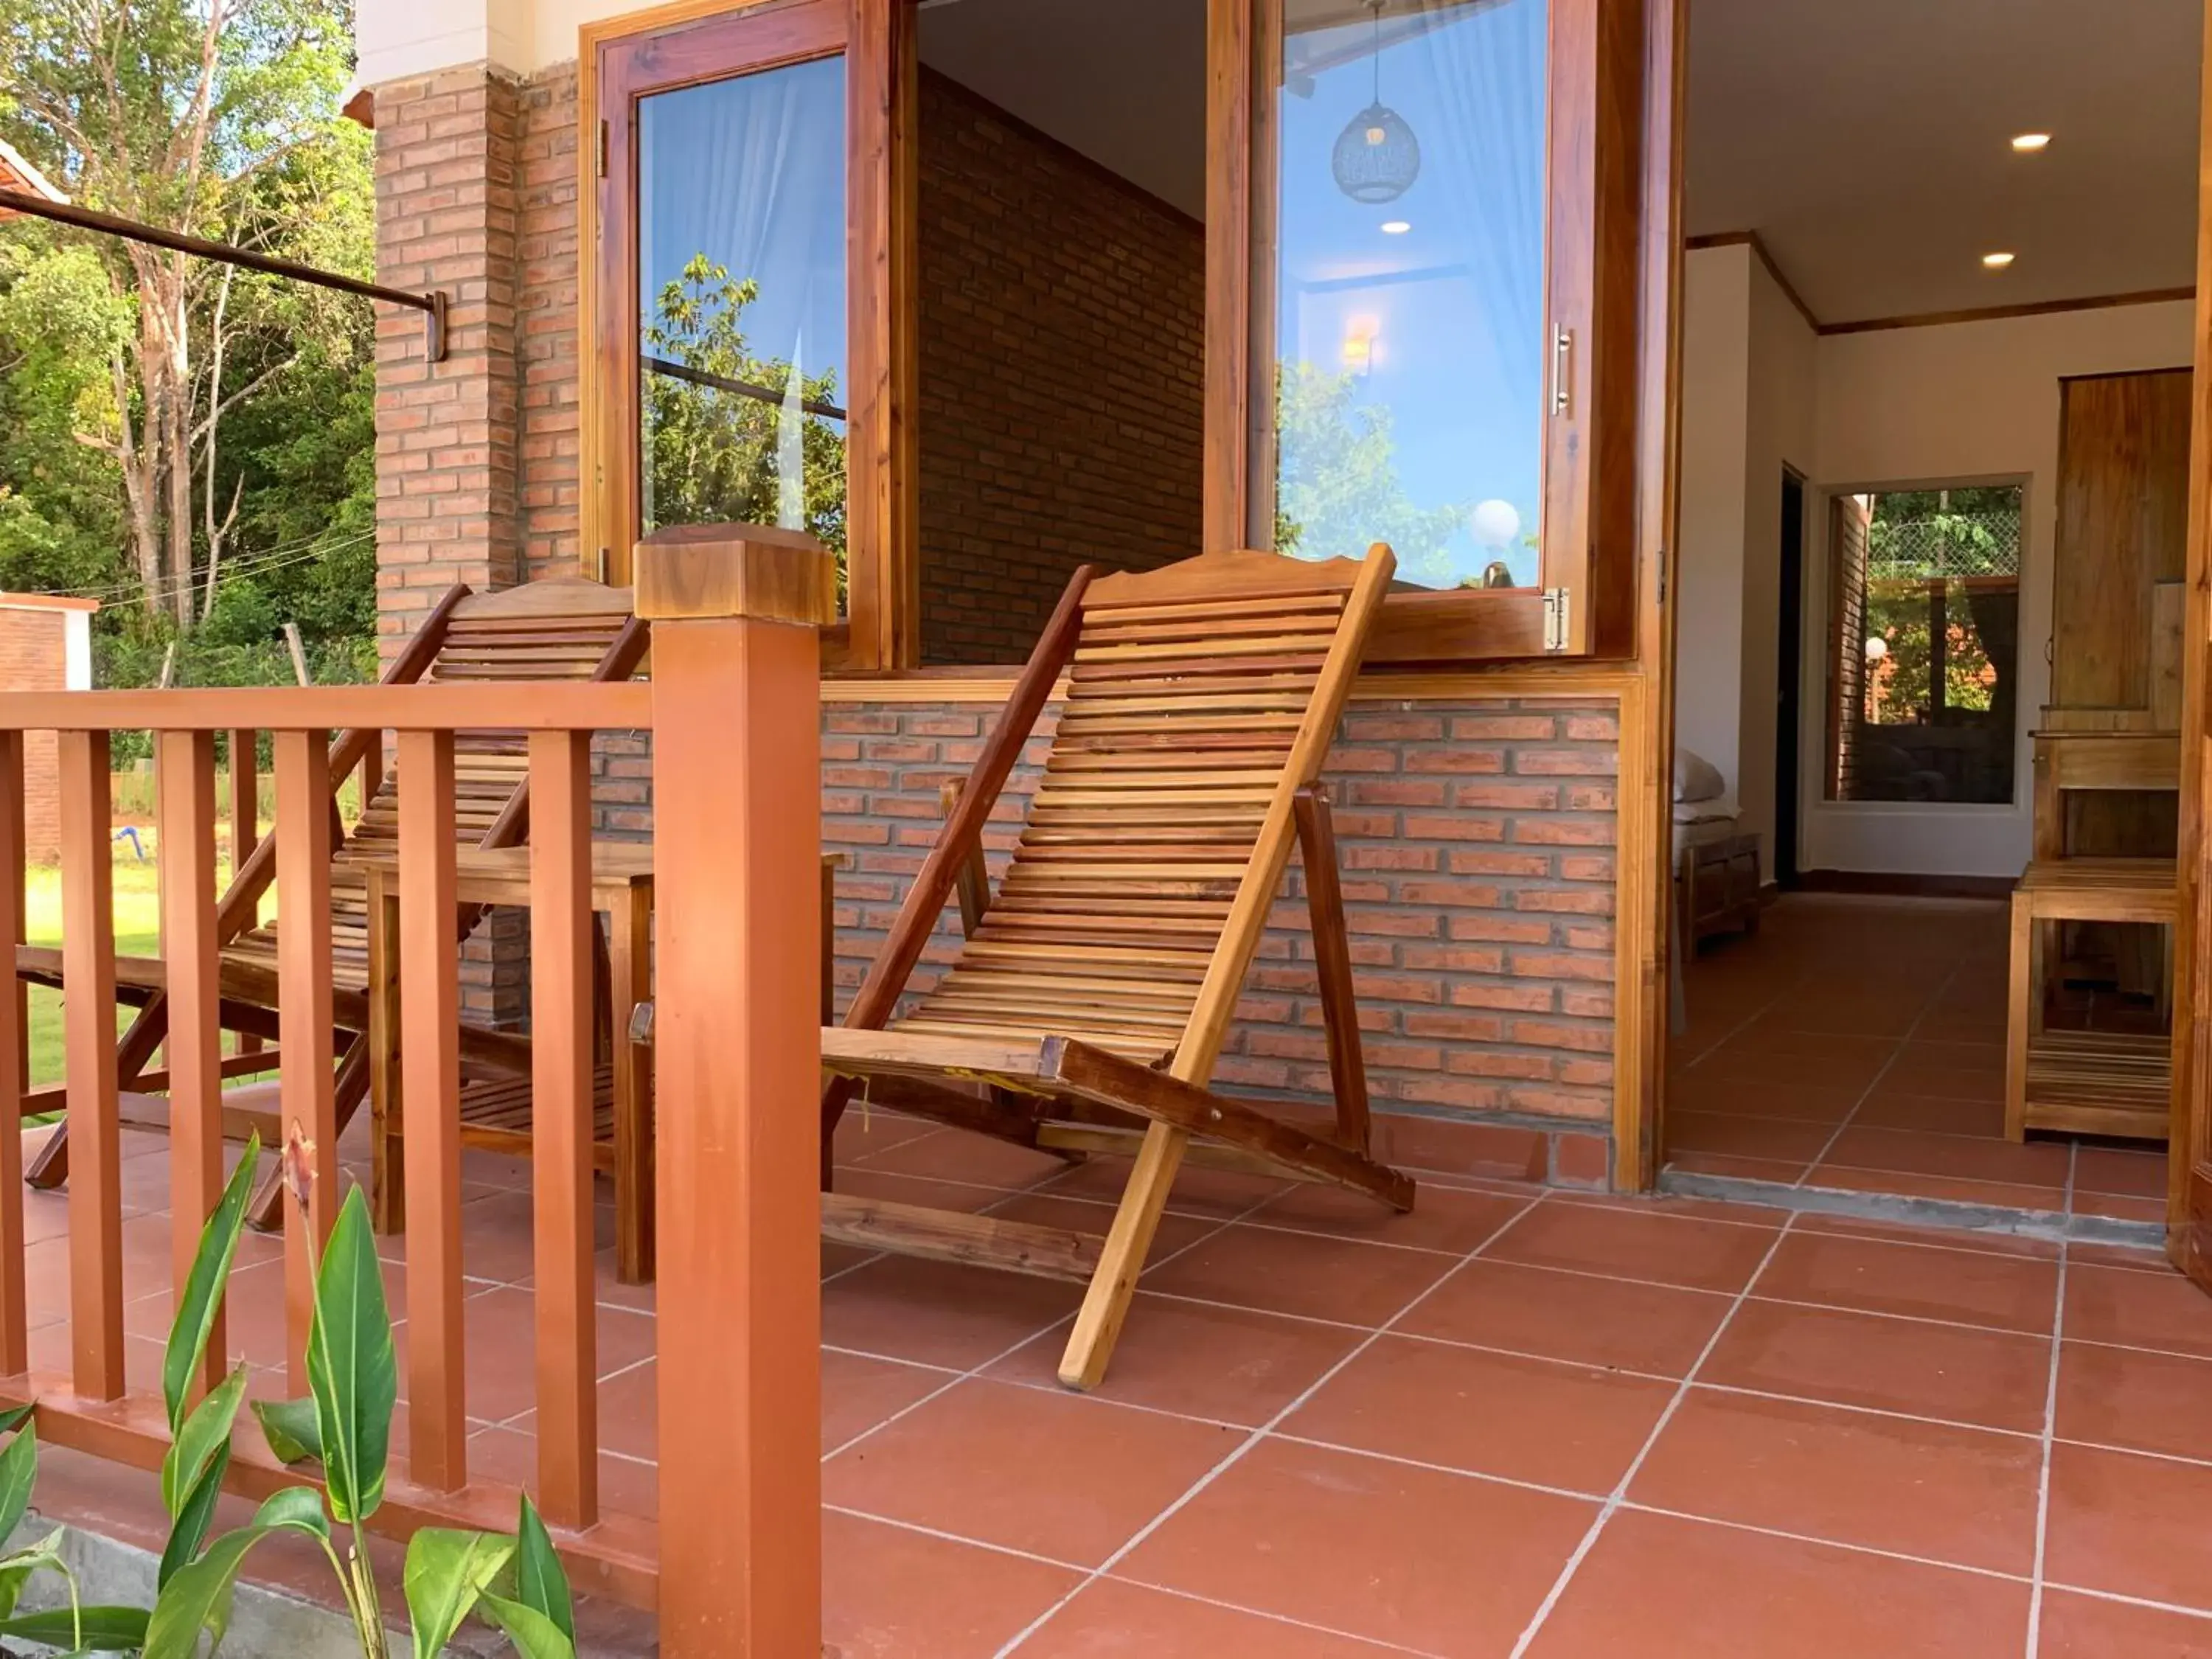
[1982,251,2016,269]
[2010,132,2051,153]
[1380,220,1411,234]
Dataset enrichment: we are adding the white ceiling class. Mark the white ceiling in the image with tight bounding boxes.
[918,0,1208,219]
[1686,0,2202,324]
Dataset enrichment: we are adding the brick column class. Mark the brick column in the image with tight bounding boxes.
[374,64,530,1025]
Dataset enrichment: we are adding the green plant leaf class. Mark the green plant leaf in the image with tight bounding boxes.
[251,1395,323,1464]
[513,1493,573,1641]
[478,1591,577,1659]
[0,1405,32,1440]
[162,1133,261,1437]
[403,1528,515,1659]
[141,1489,329,1659]
[0,1604,152,1651]
[307,1185,395,1524]
[0,1524,66,1621]
[157,1433,231,1590]
[160,1363,248,1517]
[0,1416,37,1548]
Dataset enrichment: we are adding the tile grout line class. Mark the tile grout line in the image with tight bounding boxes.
[1505,1210,1801,1658]
[2025,1230,2070,1656]
[1792,959,1969,1191]
[991,1190,1558,1656]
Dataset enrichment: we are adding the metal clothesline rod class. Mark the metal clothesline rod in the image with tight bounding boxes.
[0,186,449,362]
[642,354,848,422]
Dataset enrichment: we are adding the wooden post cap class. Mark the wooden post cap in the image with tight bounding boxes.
[633,523,840,626]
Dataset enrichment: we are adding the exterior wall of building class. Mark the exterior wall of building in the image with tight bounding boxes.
[0,599,92,860]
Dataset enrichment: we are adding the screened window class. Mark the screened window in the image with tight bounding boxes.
[1826,484,2024,805]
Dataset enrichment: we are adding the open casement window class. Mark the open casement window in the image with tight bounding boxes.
[1215,0,1641,661]
[583,0,917,669]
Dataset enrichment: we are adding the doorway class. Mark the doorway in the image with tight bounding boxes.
[1774,468,1804,889]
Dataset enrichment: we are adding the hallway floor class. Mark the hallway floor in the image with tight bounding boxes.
[1665,894,2166,1223]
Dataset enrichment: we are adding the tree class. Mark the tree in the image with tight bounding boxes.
[641,254,848,579]
[1273,359,1465,580]
[0,0,369,628]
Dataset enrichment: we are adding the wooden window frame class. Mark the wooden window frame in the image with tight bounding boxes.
[1207,0,1645,664]
[580,0,919,671]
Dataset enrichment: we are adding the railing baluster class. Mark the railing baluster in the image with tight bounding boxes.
[274,728,337,1390]
[530,728,597,1530]
[0,731,26,1375]
[159,731,223,1397]
[398,727,465,1492]
[229,728,260,1058]
[58,729,122,1401]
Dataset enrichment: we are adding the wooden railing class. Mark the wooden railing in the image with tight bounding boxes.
[0,533,835,1655]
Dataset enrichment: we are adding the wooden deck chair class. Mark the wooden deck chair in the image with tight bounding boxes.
[18,577,649,1232]
[819,545,1415,1390]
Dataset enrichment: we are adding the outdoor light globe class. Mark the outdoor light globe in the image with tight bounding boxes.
[1333,103,1422,204]
[1471,498,1522,549]
[1865,636,1889,662]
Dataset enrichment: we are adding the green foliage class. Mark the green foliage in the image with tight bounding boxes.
[401,1530,515,1659]
[306,1186,397,1526]
[643,253,849,574]
[1273,359,1467,580]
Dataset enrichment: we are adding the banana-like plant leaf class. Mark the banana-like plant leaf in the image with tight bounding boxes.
[0,1524,66,1621]
[141,1489,329,1659]
[403,1528,516,1659]
[157,1434,231,1590]
[478,1591,577,1659]
[0,1418,36,1548]
[513,1493,574,1641]
[307,1186,394,1524]
[0,1604,152,1652]
[251,1395,322,1465]
[161,1133,261,1437]
[159,1364,248,1517]
[0,1405,30,1439]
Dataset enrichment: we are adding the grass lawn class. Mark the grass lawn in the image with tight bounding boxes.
[24,850,169,1088]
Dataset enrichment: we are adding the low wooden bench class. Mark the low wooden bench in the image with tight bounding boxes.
[2006,857,2174,1144]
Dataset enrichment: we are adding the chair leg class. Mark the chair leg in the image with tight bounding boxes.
[1057,1121,1188,1391]
[1294,786,1368,1155]
[29,993,172,1189]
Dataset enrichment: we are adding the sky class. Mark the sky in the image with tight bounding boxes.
[1277,0,1548,586]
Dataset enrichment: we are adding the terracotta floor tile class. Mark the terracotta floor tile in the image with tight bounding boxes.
[844,1127,1070,1189]
[1138,1225,1457,1328]
[1661,1111,1838,1164]
[831,1110,940,1169]
[1119,1437,1593,1656]
[1792,1211,2060,1259]
[2065,1263,2212,1359]
[981,1192,1215,1265]
[822,1348,956,1454]
[1691,1045,1890,1093]
[450,1286,656,1426]
[1876,1063,2007,1103]
[821,1377,1238,1567]
[2073,1147,2166,1199]
[823,1509,1085,1659]
[2056,1338,2212,1464]
[1804,1164,2067,1211]
[1700,1299,2053,1432]
[1483,1200,1776,1293]
[1660,1150,1814,1184]
[987,1292,1362,1427]
[2069,1241,2174,1273]
[2072,1191,2166,1224]
[1285,1333,1675,1493]
[833,1166,1039,1217]
[465,1425,658,1520]
[1753,1228,2059,1334]
[1020,1579,1403,1657]
[1632,1388,2042,1573]
[822,1256,1081,1371]
[1248,1180,1532,1255]
[1852,1090,2007,1138]
[1545,1189,1790,1228]
[1032,1154,1289,1220]
[2037,1590,2212,1658]
[2045,1441,2212,1612]
[1399,1259,1733,1378]
[1523,1509,2029,1659]
[1661,1076,1864,1123]
[1820,1125,2073,1188]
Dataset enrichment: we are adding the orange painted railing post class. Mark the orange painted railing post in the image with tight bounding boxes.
[639,524,835,1657]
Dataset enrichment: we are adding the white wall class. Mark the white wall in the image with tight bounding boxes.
[1674,243,1818,872]
[356,0,533,83]
[1798,301,2195,877]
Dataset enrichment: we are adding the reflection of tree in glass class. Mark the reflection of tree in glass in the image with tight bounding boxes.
[1273,361,1464,579]
[642,254,847,573]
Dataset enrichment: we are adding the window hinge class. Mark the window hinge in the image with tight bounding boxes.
[1657,560,1668,606]
[597,120,609,179]
[1542,587,1571,653]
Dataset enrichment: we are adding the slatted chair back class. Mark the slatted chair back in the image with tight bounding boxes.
[894,546,1395,1084]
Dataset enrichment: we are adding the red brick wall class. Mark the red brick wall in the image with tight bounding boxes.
[0,610,66,859]
[821,691,1617,1179]
[916,72,1205,664]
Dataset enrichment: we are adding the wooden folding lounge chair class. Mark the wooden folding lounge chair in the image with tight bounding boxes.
[820,545,1415,1390]
[17,577,650,1234]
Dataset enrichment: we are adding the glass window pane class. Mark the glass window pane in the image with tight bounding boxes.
[1273,0,1546,588]
[637,55,849,583]
[1826,486,2023,805]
